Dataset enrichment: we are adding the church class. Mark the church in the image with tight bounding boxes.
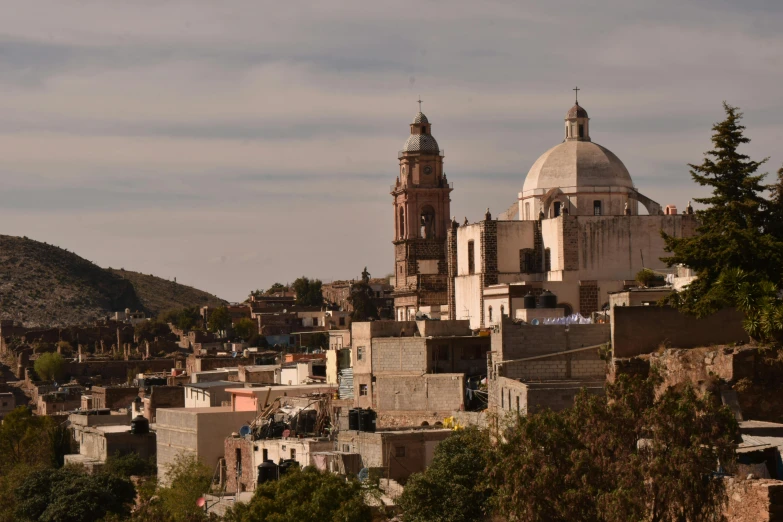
[391,96,697,328]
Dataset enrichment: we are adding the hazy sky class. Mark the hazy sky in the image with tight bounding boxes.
[1,0,781,302]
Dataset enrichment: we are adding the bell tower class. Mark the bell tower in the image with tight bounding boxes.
[391,103,452,321]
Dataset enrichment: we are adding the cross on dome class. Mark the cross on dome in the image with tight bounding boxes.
[573,86,580,104]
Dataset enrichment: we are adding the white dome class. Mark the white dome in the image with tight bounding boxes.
[522,140,634,193]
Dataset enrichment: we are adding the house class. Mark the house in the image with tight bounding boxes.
[65,412,155,473]
[184,381,236,408]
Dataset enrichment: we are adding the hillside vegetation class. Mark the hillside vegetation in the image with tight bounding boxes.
[0,235,226,327]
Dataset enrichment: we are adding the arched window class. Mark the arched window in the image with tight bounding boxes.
[553,201,562,217]
[579,124,584,138]
[421,126,426,134]
[399,207,405,239]
[488,306,493,323]
[420,205,436,239]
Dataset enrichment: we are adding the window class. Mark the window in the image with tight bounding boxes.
[420,205,436,239]
[594,200,602,216]
[290,448,296,459]
[263,449,268,461]
[516,396,520,412]
[399,208,405,239]
[501,388,504,408]
[545,248,551,272]
[343,444,350,452]
[553,201,561,217]
[488,306,493,323]
[579,124,584,138]
[376,291,380,298]
[565,124,568,139]
[236,448,242,475]
[520,249,535,273]
[508,390,512,411]
[421,126,426,133]
[357,347,365,361]
[468,241,475,274]
[359,384,368,396]
[339,317,345,326]
[396,446,406,458]
[525,202,530,220]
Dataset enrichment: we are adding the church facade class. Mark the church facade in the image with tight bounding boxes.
[392,100,697,328]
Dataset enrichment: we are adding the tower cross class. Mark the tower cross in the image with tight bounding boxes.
[573,86,580,104]
[417,97,422,112]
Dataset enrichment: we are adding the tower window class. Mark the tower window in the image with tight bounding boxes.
[399,208,405,239]
[420,205,436,239]
[553,202,561,217]
[468,241,475,274]
[488,306,493,323]
[579,124,584,138]
[421,126,426,133]
[594,200,602,216]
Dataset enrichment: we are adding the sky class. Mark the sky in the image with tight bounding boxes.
[1,0,782,302]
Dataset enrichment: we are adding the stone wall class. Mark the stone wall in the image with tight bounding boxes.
[724,477,783,521]
[611,306,748,358]
[91,386,140,410]
[371,337,427,373]
[224,437,255,494]
[499,348,606,381]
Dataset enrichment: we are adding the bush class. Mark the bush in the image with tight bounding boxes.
[33,352,65,381]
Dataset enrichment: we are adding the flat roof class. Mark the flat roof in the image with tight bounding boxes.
[184,380,236,389]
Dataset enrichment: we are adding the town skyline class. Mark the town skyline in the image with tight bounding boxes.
[1,0,782,301]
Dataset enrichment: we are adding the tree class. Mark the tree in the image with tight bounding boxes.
[347,267,380,321]
[398,427,492,522]
[104,451,156,478]
[662,103,783,319]
[135,320,172,340]
[160,307,201,331]
[487,373,739,522]
[33,352,65,382]
[157,454,214,522]
[0,407,56,472]
[292,277,324,307]
[207,306,232,333]
[224,467,372,522]
[234,318,257,341]
[246,332,269,349]
[14,466,136,522]
[265,283,288,295]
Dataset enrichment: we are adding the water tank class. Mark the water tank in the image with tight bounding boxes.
[523,293,537,309]
[278,458,299,476]
[257,460,278,484]
[537,290,557,309]
[360,409,377,433]
[348,408,360,431]
[130,415,150,435]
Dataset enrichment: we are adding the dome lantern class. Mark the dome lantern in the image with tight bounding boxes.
[565,87,590,142]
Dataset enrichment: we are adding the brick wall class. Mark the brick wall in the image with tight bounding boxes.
[224,437,255,494]
[611,306,748,358]
[499,349,606,381]
[447,221,459,320]
[371,338,428,373]
[91,386,140,410]
[579,280,599,314]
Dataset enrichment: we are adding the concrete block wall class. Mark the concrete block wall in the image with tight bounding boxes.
[371,338,427,373]
[493,320,610,360]
[376,374,464,412]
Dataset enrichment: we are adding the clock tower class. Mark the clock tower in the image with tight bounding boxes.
[391,106,452,320]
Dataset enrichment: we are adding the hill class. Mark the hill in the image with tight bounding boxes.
[0,235,227,327]
[107,268,226,317]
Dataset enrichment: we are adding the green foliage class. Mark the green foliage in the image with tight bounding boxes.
[486,373,739,522]
[347,267,380,321]
[33,352,65,381]
[224,467,372,522]
[292,277,324,307]
[157,454,214,522]
[160,307,202,331]
[234,318,257,341]
[207,306,232,333]
[398,427,492,522]
[14,466,136,522]
[635,268,664,287]
[55,341,73,354]
[661,103,783,339]
[247,332,269,349]
[265,283,288,295]
[104,452,157,478]
[306,332,329,350]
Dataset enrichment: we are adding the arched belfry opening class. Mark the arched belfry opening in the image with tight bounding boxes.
[420,205,436,239]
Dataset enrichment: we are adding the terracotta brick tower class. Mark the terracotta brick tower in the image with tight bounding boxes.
[391,107,452,321]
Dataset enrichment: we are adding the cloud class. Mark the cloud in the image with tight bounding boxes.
[0,0,781,300]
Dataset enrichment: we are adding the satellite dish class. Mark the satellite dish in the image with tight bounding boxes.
[239,425,251,437]
[531,319,540,326]
[196,497,206,508]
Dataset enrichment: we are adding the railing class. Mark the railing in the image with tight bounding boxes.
[391,181,453,192]
[398,149,445,159]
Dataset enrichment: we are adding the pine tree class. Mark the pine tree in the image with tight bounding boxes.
[661,103,783,316]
